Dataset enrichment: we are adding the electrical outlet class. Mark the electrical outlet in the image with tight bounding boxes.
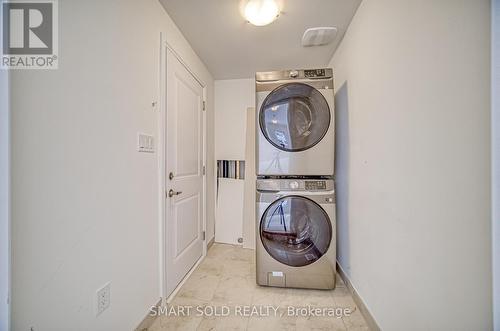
[96,282,110,316]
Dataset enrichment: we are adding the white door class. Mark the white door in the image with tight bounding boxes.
[166,49,204,296]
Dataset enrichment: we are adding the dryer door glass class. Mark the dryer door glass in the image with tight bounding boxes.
[260,196,332,267]
[260,83,330,152]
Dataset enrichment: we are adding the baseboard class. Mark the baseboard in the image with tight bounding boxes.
[134,298,161,331]
[336,263,381,331]
[166,253,206,303]
[207,236,215,249]
[135,247,210,330]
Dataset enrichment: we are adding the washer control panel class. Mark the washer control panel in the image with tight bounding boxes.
[305,180,327,190]
[256,179,334,192]
[304,69,326,78]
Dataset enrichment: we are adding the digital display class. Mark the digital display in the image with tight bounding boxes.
[305,181,326,190]
[304,69,326,78]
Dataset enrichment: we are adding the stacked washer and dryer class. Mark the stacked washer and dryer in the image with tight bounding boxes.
[255,68,336,290]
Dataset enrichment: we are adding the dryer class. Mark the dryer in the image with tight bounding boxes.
[256,69,334,177]
[256,178,336,289]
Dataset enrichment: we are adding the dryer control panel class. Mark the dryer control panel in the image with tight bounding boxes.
[304,69,326,78]
[305,180,327,190]
[256,68,333,82]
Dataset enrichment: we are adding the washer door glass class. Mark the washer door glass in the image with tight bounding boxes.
[259,83,330,152]
[260,196,332,267]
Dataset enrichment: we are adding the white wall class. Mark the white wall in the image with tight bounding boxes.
[215,79,254,160]
[214,79,254,246]
[9,1,214,330]
[493,0,500,329]
[330,0,492,330]
[0,45,10,331]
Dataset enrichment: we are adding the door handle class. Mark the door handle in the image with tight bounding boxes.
[168,189,182,198]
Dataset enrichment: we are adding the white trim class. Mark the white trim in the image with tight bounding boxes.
[158,39,208,299]
[202,86,208,257]
[165,42,206,88]
[165,254,205,304]
[158,31,167,300]
[336,263,380,331]
[134,298,162,331]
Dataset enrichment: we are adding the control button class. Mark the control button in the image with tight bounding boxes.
[289,70,299,78]
[289,181,299,189]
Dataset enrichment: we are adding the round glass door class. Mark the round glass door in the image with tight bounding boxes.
[259,83,330,152]
[260,196,332,267]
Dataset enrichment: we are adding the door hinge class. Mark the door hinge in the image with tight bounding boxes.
[202,165,206,175]
[202,101,206,111]
[201,231,206,241]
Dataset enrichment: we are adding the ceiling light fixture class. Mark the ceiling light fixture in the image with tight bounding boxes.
[243,0,280,26]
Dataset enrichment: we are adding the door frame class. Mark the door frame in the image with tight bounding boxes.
[158,32,207,300]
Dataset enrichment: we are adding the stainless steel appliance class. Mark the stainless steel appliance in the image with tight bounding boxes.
[256,69,334,177]
[256,178,336,289]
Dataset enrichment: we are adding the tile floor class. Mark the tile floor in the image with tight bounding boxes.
[148,243,369,331]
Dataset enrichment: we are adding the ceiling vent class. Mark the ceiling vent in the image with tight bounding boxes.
[301,27,338,47]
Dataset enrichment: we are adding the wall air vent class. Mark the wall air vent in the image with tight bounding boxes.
[301,27,338,47]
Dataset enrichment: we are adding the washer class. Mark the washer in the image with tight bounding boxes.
[256,69,334,177]
[256,178,336,289]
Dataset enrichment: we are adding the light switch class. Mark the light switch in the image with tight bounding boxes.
[137,133,154,153]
